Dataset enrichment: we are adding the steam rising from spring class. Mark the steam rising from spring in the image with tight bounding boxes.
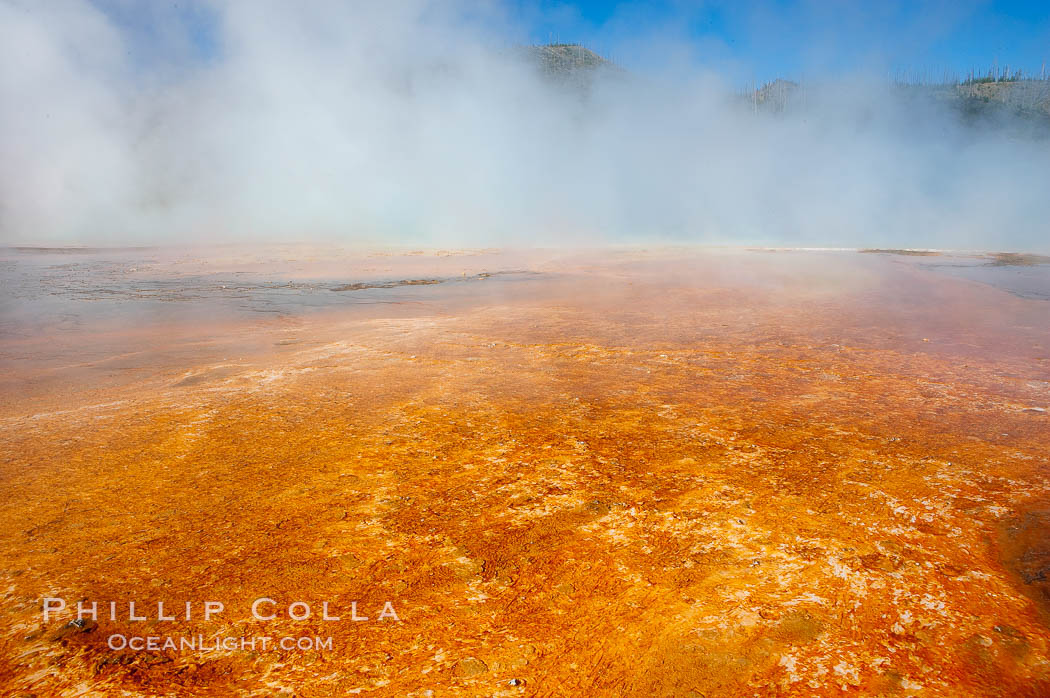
[2,0,1049,249]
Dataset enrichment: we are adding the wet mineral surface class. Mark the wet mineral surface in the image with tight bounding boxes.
[1,246,1049,696]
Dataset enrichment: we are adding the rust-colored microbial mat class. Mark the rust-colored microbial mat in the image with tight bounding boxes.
[1,247,1049,696]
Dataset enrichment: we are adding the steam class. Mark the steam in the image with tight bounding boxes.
[2,0,1048,250]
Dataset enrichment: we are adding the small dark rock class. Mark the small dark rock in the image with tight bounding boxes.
[50,618,96,641]
[583,500,610,516]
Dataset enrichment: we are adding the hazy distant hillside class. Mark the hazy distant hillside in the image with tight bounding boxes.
[933,80,1050,125]
[522,45,1050,134]
[750,78,800,113]
[746,75,1050,133]
[516,44,622,92]
[525,44,609,72]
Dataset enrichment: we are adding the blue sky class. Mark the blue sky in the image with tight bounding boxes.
[511,0,1050,82]
[96,1,1050,85]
